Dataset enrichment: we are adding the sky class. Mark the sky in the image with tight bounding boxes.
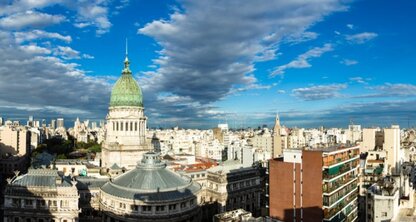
[0,0,415,129]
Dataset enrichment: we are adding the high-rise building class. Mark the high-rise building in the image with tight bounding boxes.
[50,119,56,129]
[383,125,402,175]
[57,118,64,128]
[269,145,360,222]
[101,52,150,169]
[362,128,378,153]
[272,114,282,158]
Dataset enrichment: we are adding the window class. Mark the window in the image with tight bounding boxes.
[121,122,123,131]
[190,199,195,206]
[61,200,69,208]
[130,122,133,131]
[116,122,119,131]
[169,204,176,210]
[142,206,152,212]
[156,206,165,211]
[126,122,128,131]
[180,202,186,208]
[112,122,115,130]
[382,212,387,217]
[24,199,33,206]
[135,122,138,131]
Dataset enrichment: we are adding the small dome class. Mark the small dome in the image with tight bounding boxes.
[109,56,143,107]
[101,152,200,201]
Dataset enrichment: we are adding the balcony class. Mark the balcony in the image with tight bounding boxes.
[324,185,358,208]
[323,162,358,181]
[324,194,358,221]
[323,149,360,168]
[323,175,358,195]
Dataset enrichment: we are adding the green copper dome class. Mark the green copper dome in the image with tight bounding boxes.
[109,56,143,107]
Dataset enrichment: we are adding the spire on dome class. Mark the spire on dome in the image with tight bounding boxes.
[122,38,131,74]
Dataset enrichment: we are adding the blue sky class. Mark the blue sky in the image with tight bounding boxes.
[0,0,415,129]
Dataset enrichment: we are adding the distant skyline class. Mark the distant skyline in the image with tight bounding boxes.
[0,0,415,129]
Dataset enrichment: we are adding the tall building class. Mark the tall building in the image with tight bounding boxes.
[362,128,378,153]
[383,125,401,175]
[56,118,64,128]
[101,52,150,169]
[269,146,360,222]
[50,119,56,129]
[272,114,282,158]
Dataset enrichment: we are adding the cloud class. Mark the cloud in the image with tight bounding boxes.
[70,1,112,34]
[277,99,416,128]
[138,0,348,126]
[346,24,354,30]
[19,44,51,54]
[292,83,347,101]
[284,31,319,44]
[271,43,333,76]
[53,46,81,59]
[0,0,113,34]
[349,77,370,84]
[340,59,358,66]
[372,83,416,97]
[0,30,111,120]
[14,30,72,43]
[346,32,378,44]
[0,10,65,29]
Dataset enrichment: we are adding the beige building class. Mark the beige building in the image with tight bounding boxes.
[384,125,402,175]
[272,114,282,158]
[0,124,30,156]
[362,128,378,153]
[204,161,264,218]
[3,169,80,222]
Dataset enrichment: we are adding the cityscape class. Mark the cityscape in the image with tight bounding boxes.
[1,0,416,222]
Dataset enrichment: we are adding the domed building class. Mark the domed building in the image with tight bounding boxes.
[100,152,202,222]
[101,52,150,169]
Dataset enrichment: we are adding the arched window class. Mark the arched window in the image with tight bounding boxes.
[126,122,129,131]
[130,122,133,131]
[121,122,124,131]
[116,122,119,131]
[135,122,138,131]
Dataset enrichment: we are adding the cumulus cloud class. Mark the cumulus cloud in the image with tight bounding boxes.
[0,10,65,29]
[0,0,113,34]
[372,83,416,97]
[271,43,333,76]
[346,32,378,44]
[284,31,319,45]
[292,83,347,101]
[14,30,72,43]
[137,0,348,126]
[0,30,111,120]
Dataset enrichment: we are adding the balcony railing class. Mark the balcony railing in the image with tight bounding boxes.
[324,193,358,220]
[323,162,358,181]
[324,183,358,207]
[323,175,358,194]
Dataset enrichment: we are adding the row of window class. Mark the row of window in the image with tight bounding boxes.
[190,173,206,179]
[106,198,195,213]
[10,217,71,222]
[112,121,141,132]
[9,199,71,209]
